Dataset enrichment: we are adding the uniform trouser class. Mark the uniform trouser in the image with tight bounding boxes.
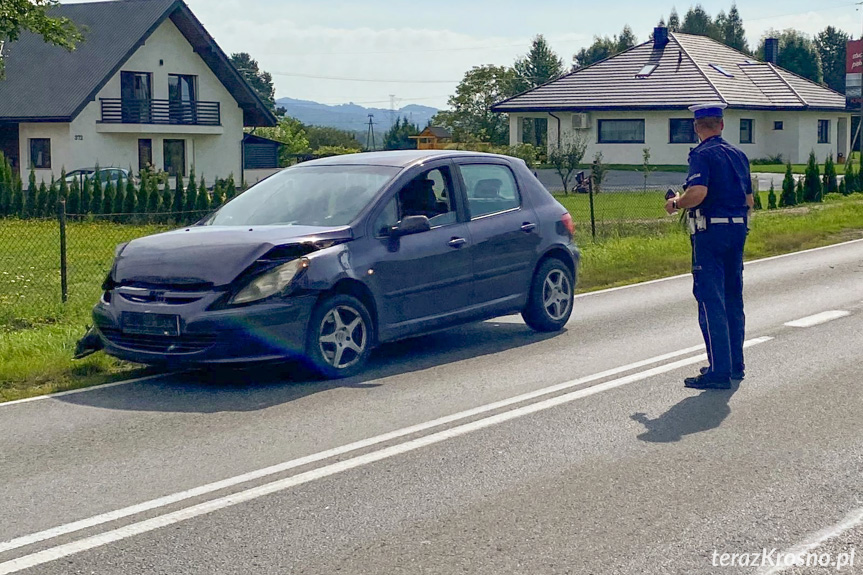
[691,224,748,377]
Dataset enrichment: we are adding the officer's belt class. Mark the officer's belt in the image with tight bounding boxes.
[708,217,746,224]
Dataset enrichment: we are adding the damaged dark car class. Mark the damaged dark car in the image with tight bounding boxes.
[85,150,579,377]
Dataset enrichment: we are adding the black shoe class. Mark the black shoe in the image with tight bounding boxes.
[685,373,732,390]
[700,366,745,380]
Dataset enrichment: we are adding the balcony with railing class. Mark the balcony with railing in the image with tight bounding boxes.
[98,98,221,130]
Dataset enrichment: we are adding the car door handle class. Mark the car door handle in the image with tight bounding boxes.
[521,222,537,233]
[447,237,467,248]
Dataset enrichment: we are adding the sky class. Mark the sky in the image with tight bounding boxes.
[71,0,863,111]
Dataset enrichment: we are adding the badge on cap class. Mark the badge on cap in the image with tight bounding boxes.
[688,102,727,119]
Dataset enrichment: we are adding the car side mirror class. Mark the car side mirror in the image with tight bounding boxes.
[390,215,430,237]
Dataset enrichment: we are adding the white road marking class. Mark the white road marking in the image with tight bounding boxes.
[757,506,863,574]
[3,237,860,408]
[784,310,850,328]
[0,336,773,574]
[0,342,713,555]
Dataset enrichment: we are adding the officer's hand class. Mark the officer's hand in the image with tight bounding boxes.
[664,194,680,215]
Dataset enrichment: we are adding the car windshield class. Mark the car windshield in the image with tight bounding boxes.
[206,165,400,227]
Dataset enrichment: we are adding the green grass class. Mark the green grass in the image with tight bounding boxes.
[2,195,863,402]
[752,152,861,175]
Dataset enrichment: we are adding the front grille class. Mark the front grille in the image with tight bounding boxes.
[100,327,217,354]
[118,292,203,305]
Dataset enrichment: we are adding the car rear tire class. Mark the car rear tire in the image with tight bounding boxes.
[522,257,574,332]
[305,294,373,378]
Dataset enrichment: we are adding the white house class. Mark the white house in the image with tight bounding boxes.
[0,0,276,185]
[493,29,851,165]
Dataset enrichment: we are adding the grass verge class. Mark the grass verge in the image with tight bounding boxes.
[2,194,863,402]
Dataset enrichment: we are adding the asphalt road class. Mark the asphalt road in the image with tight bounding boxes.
[2,240,863,574]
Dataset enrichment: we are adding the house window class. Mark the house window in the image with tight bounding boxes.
[163,139,186,177]
[29,138,51,169]
[818,120,830,144]
[740,119,754,144]
[774,121,784,131]
[169,74,197,124]
[120,71,152,123]
[710,63,734,78]
[598,120,645,144]
[669,119,697,144]
[636,64,658,78]
[135,139,152,173]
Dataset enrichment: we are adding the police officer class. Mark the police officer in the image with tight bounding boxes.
[665,103,754,390]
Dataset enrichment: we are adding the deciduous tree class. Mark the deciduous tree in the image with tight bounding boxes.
[757,30,823,84]
[229,52,284,116]
[0,0,83,79]
[815,26,849,94]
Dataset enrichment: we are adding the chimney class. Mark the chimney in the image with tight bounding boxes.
[765,38,779,64]
[654,27,669,50]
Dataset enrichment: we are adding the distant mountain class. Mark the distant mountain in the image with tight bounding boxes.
[276,97,439,133]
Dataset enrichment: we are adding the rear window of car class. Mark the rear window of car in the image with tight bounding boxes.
[459,164,520,219]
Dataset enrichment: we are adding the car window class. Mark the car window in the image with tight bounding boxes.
[459,164,520,219]
[375,167,457,236]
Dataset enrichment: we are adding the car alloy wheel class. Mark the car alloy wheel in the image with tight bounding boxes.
[318,305,368,370]
[542,269,571,321]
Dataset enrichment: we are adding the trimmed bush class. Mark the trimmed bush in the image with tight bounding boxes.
[102,177,115,215]
[184,167,197,216]
[767,182,777,209]
[195,176,210,212]
[90,169,103,215]
[823,153,838,195]
[68,177,81,215]
[123,171,137,216]
[803,151,822,203]
[780,163,796,207]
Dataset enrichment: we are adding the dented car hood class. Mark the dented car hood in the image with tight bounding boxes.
[113,225,352,287]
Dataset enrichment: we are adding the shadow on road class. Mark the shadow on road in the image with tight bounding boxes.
[57,320,560,414]
[630,381,740,443]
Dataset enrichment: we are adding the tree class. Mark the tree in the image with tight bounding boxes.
[225,175,237,201]
[146,172,161,215]
[46,177,58,217]
[752,186,763,210]
[846,160,859,194]
[135,172,148,215]
[591,152,609,193]
[195,175,210,212]
[0,0,83,80]
[668,9,681,32]
[254,116,310,166]
[681,5,719,40]
[212,181,226,208]
[641,148,653,191]
[815,26,849,94]
[102,176,115,215]
[81,174,92,215]
[229,52,284,116]
[573,26,637,70]
[113,173,126,218]
[383,116,420,150]
[838,178,847,196]
[89,169,103,214]
[795,177,805,204]
[172,173,184,215]
[514,35,564,92]
[35,181,48,218]
[123,171,136,215]
[720,4,749,53]
[547,133,588,194]
[803,151,822,202]
[23,173,36,217]
[757,30,823,84]
[184,166,197,215]
[58,168,68,203]
[67,175,80,215]
[780,162,796,207]
[767,182,777,209]
[823,153,838,195]
[431,65,519,145]
[305,125,362,151]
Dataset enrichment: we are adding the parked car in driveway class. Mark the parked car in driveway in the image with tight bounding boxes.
[84,150,579,377]
[65,167,134,186]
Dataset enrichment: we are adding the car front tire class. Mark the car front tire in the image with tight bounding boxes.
[305,294,373,378]
[522,257,574,332]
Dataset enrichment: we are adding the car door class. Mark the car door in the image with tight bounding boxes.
[454,160,540,310]
[363,162,474,338]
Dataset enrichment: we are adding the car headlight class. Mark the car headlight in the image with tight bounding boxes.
[229,258,308,305]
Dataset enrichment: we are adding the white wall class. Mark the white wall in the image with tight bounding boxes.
[18,17,245,184]
[509,109,852,166]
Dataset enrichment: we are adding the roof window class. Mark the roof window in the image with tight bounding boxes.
[710,64,734,78]
[636,64,658,78]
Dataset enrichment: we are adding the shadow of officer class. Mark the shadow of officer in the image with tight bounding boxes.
[630,381,740,443]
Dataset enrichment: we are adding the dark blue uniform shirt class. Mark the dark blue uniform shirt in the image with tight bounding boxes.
[685,135,752,218]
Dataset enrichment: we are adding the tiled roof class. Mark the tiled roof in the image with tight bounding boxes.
[493,32,846,113]
[0,0,276,126]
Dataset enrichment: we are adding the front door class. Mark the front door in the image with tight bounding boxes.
[455,161,540,310]
[163,139,186,178]
[363,163,473,339]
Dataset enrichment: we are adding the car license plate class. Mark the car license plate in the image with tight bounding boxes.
[122,312,180,336]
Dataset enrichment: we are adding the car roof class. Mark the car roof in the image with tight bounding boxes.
[295,150,516,169]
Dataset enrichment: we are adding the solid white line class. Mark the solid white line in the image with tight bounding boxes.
[3,237,860,409]
[0,336,773,575]
[784,310,850,328]
[757,506,863,575]
[0,373,169,408]
[0,342,711,555]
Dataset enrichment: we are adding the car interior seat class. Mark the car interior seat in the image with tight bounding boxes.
[474,178,503,199]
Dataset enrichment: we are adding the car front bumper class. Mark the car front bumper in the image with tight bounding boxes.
[93,290,319,366]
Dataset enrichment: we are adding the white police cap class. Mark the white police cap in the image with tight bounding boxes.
[688,102,727,118]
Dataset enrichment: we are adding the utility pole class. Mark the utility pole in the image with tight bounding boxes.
[389,94,397,130]
[366,114,377,151]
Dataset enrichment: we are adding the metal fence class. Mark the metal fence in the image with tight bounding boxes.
[1,183,686,315]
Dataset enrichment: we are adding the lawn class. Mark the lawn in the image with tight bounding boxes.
[751,151,861,175]
[2,194,863,401]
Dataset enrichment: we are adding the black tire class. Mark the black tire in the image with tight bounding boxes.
[522,257,574,332]
[305,294,374,378]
